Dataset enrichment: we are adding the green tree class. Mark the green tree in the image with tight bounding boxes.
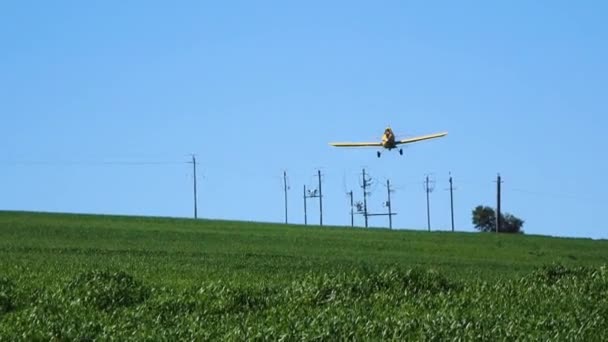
[472,205,524,233]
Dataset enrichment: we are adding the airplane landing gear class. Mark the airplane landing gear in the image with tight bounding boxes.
[399,148,403,155]
[377,151,381,158]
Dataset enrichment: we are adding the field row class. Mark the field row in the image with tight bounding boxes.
[1,265,607,340]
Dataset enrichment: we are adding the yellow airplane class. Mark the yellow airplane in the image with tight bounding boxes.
[329,127,447,158]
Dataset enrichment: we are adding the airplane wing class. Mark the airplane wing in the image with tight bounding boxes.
[329,142,383,148]
[396,132,447,145]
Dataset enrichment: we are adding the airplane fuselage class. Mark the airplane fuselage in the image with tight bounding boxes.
[381,128,397,149]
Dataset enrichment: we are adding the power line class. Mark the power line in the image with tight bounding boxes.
[0,160,185,166]
[506,187,600,202]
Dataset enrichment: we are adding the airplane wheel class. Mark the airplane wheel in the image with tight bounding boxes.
[399,149,403,155]
[377,151,381,158]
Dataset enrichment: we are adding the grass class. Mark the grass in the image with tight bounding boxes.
[1,210,607,339]
[1,210,606,287]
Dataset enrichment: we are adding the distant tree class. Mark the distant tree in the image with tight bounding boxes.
[502,213,524,234]
[472,205,524,234]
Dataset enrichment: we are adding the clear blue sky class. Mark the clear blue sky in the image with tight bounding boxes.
[1,1,607,239]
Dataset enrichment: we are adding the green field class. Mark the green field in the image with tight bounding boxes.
[1,211,607,340]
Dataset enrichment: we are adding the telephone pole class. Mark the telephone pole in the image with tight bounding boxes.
[386,179,393,229]
[360,178,397,229]
[303,185,308,225]
[357,171,395,229]
[449,173,454,232]
[361,169,370,228]
[348,190,354,227]
[425,175,435,232]
[303,173,321,226]
[318,170,323,226]
[191,155,198,219]
[496,173,502,233]
[283,171,288,224]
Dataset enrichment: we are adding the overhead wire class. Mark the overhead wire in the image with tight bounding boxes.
[0,160,187,166]
[505,186,601,203]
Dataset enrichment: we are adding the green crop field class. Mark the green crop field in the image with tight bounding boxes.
[1,210,607,340]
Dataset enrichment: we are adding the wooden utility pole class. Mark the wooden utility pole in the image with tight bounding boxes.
[362,178,397,229]
[303,173,321,226]
[496,173,502,233]
[318,170,323,226]
[387,179,393,230]
[348,190,354,227]
[362,169,369,228]
[303,185,308,225]
[425,175,435,231]
[283,171,288,224]
[449,173,454,232]
[191,155,198,219]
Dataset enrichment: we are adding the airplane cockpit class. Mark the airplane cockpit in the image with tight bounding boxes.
[382,128,395,145]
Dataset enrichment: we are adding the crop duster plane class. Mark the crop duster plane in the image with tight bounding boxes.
[329,127,447,158]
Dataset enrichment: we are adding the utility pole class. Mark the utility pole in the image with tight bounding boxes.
[283,171,288,224]
[303,185,308,225]
[318,170,323,226]
[362,169,370,228]
[386,179,393,229]
[425,175,435,232]
[348,190,354,227]
[449,173,454,232]
[356,171,395,229]
[304,175,320,226]
[361,178,397,229]
[496,173,502,233]
[191,155,198,219]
